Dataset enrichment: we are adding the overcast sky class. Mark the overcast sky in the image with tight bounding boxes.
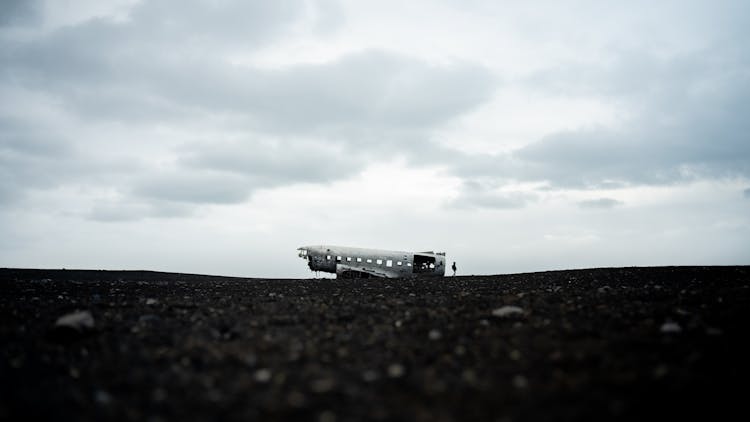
[1,0,748,277]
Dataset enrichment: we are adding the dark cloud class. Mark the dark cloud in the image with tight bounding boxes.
[0,0,40,26]
[450,48,750,190]
[578,198,623,209]
[2,0,746,226]
[0,1,494,219]
[125,139,367,207]
[4,34,494,133]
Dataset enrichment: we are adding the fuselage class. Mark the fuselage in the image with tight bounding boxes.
[297,245,446,278]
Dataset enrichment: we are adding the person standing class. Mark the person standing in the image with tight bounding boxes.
[451,261,457,277]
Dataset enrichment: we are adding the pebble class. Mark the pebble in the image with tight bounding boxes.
[146,298,158,305]
[462,369,478,384]
[254,368,272,383]
[706,327,723,336]
[492,306,524,318]
[94,390,112,405]
[660,322,682,333]
[512,375,529,389]
[54,310,95,332]
[653,365,669,379]
[318,410,337,422]
[310,378,336,393]
[387,363,405,378]
[362,370,379,382]
[428,329,442,340]
[287,391,306,407]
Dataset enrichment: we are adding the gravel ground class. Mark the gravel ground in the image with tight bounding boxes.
[1,266,748,421]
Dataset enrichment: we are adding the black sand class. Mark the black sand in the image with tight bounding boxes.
[1,266,748,421]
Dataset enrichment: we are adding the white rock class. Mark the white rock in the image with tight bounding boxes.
[55,310,95,332]
[254,368,272,383]
[428,329,442,340]
[492,306,524,318]
[387,363,405,378]
[660,322,682,333]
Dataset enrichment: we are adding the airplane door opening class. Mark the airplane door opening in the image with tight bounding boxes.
[413,254,436,273]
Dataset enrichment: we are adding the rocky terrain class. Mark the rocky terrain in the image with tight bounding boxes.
[1,266,748,421]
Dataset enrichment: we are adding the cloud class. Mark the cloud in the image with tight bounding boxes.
[128,138,366,207]
[744,188,750,199]
[87,200,192,222]
[447,180,537,209]
[132,171,253,205]
[449,48,750,190]
[0,118,75,206]
[2,1,494,135]
[0,1,494,220]
[0,0,40,26]
[180,139,363,184]
[578,198,623,209]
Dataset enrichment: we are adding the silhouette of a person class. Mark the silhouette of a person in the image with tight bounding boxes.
[451,261,457,277]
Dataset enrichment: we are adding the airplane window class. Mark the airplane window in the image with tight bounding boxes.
[397,261,402,266]
[376,259,383,265]
[326,255,331,260]
[346,257,352,262]
[366,259,372,263]
[336,256,342,262]
[407,263,412,267]
[386,260,393,267]
[356,257,362,262]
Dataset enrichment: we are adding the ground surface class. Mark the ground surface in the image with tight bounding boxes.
[1,266,748,421]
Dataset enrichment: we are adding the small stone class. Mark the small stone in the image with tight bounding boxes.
[597,286,611,294]
[660,322,682,333]
[428,329,442,340]
[254,368,272,383]
[287,391,306,408]
[94,390,112,405]
[362,370,379,382]
[512,375,528,389]
[55,310,95,332]
[146,298,158,305]
[138,314,160,324]
[653,365,669,379]
[461,369,478,384]
[706,327,723,336]
[152,388,167,402]
[492,306,524,318]
[387,363,405,378]
[509,349,522,361]
[318,410,337,422]
[310,378,336,393]
[243,353,258,367]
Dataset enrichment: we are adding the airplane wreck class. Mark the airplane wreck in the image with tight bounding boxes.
[297,245,446,278]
